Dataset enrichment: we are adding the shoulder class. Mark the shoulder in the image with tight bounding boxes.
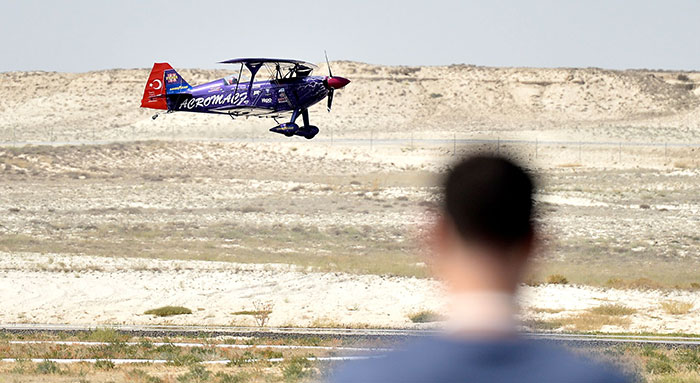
[329,337,630,383]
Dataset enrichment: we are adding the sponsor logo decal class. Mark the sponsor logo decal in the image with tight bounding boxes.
[169,85,190,92]
[166,73,179,83]
[277,88,289,104]
[177,92,248,110]
[261,97,272,103]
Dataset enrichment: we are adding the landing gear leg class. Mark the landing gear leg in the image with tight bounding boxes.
[290,109,301,124]
[301,108,310,127]
[295,109,318,139]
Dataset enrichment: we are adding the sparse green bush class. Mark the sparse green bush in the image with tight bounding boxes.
[87,328,124,343]
[94,359,115,370]
[144,305,192,317]
[678,74,691,82]
[677,349,700,371]
[214,371,249,383]
[282,356,313,382]
[646,358,675,374]
[547,274,568,284]
[228,351,257,367]
[429,93,443,98]
[35,360,60,374]
[177,365,211,383]
[408,310,445,323]
[166,351,203,366]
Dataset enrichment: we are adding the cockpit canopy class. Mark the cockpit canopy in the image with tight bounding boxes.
[224,75,237,86]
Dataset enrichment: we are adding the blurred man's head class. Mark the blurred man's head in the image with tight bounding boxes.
[431,154,536,294]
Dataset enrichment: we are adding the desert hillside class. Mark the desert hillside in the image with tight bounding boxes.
[0,62,699,142]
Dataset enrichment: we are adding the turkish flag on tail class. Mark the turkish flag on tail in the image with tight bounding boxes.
[141,62,173,110]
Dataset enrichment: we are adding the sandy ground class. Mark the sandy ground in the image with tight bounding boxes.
[0,252,441,328]
[2,252,698,334]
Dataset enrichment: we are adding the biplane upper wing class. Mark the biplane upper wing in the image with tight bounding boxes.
[219,58,318,69]
[219,58,318,82]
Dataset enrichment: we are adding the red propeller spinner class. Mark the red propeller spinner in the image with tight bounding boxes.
[326,76,351,89]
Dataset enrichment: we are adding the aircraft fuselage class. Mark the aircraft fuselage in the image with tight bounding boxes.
[167,76,329,118]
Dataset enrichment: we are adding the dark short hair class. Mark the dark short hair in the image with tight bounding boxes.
[442,154,535,247]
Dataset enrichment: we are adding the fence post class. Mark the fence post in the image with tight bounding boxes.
[618,142,622,162]
[578,143,581,163]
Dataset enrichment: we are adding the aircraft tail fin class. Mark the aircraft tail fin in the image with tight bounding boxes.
[141,62,173,110]
[141,63,192,110]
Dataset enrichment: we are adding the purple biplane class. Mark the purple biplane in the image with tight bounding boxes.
[141,56,349,139]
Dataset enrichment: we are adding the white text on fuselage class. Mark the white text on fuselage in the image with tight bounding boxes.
[178,92,248,110]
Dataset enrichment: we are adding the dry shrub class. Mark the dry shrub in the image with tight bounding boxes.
[605,277,663,290]
[252,300,274,326]
[523,275,541,287]
[547,274,568,285]
[589,304,636,316]
[232,301,274,327]
[660,300,694,315]
[559,311,631,331]
[530,307,564,314]
[674,161,694,169]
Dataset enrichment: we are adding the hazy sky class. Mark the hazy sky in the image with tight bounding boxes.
[2,0,700,72]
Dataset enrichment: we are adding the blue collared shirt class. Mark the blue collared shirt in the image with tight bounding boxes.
[330,336,631,383]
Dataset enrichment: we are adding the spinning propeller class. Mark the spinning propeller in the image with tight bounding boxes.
[323,51,350,112]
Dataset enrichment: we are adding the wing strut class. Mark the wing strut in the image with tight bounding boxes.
[233,63,244,95]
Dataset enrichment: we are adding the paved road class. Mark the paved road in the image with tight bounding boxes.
[3,323,699,348]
